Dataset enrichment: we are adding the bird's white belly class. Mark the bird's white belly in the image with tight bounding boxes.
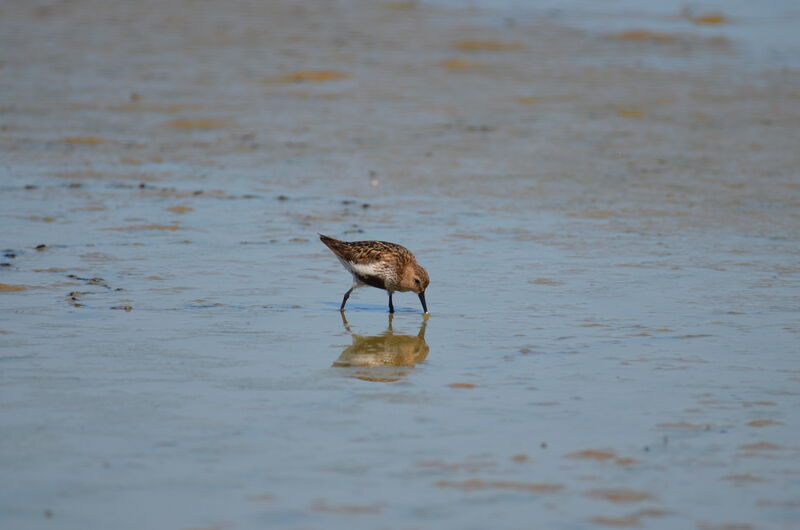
[340,258,393,288]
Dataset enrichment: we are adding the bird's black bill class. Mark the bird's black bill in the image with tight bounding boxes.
[418,292,428,314]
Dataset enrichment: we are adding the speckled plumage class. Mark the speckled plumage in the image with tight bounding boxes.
[320,234,429,313]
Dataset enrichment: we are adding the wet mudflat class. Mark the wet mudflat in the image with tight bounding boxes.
[1,1,799,529]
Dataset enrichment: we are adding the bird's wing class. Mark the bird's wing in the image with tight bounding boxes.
[321,235,410,266]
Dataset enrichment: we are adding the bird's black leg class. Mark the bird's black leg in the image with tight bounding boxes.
[388,292,395,313]
[340,287,354,312]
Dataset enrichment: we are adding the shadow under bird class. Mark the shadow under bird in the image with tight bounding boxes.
[319,234,429,313]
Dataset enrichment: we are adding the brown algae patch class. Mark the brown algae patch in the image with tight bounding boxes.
[110,102,208,113]
[439,58,476,70]
[590,514,641,527]
[565,449,616,461]
[167,205,193,214]
[102,223,184,231]
[529,278,564,286]
[268,70,350,83]
[53,170,106,180]
[612,30,678,43]
[658,422,712,431]
[80,252,119,262]
[692,13,727,25]
[611,29,729,48]
[435,479,563,493]
[738,442,783,451]
[418,459,495,472]
[616,106,645,118]
[0,283,43,292]
[165,119,230,130]
[451,40,525,51]
[747,419,783,427]
[741,401,777,407]
[587,488,654,503]
[591,509,668,527]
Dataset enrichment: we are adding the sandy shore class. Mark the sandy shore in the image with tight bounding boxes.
[2,0,798,234]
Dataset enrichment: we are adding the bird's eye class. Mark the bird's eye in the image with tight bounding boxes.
[414,278,420,285]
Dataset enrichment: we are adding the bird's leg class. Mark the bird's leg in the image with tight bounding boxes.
[340,287,354,312]
[340,312,353,334]
[388,292,395,313]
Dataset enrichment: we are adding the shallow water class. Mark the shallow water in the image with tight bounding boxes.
[440,0,800,68]
[2,0,799,529]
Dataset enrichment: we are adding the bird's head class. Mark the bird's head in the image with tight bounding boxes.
[404,263,429,295]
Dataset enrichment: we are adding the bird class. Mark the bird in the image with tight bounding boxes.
[319,234,429,313]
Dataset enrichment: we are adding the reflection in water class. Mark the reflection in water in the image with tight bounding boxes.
[333,314,429,382]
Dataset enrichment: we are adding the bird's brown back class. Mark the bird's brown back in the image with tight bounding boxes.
[319,234,414,266]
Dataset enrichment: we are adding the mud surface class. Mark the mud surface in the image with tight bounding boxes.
[1,1,799,529]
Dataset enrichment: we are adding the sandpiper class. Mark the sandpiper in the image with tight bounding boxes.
[319,234,429,313]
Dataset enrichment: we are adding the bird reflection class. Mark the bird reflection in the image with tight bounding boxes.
[333,313,429,382]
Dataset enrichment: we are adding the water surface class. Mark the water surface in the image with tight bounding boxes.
[1,0,799,529]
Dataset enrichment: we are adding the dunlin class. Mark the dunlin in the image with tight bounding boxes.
[319,234,429,313]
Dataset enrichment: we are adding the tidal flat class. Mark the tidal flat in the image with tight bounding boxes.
[1,1,799,529]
